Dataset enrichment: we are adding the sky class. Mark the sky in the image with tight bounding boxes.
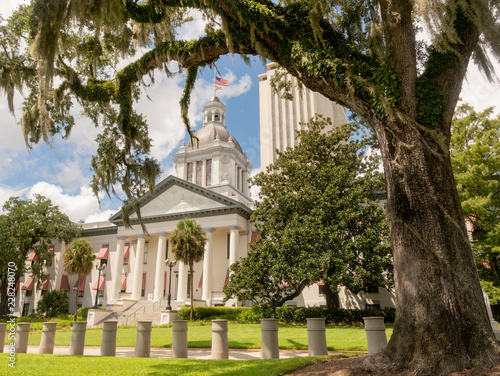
[0,1,499,223]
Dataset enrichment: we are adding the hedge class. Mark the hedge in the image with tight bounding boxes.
[176,305,396,325]
[274,306,396,325]
[177,306,251,321]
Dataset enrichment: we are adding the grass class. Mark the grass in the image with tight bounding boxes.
[23,323,392,351]
[1,354,324,376]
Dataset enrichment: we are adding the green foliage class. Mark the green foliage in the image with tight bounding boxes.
[224,117,392,312]
[177,306,251,321]
[169,219,207,320]
[450,104,500,278]
[76,306,106,321]
[64,238,97,320]
[177,305,396,325]
[0,194,80,316]
[36,290,69,317]
[274,305,396,325]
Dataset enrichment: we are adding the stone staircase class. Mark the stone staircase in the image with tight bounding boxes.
[119,297,169,326]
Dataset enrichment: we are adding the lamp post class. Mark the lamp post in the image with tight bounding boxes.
[165,259,177,311]
[93,262,106,309]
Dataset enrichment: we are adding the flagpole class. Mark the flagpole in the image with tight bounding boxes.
[213,66,217,97]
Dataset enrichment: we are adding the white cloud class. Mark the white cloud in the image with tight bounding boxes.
[177,10,208,41]
[0,183,28,210]
[249,167,262,201]
[27,182,118,222]
[461,65,500,114]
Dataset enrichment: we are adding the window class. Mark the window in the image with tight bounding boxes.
[120,274,127,293]
[226,233,231,259]
[206,159,212,186]
[123,243,130,265]
[165,240,169,260]
[143,242,149,264]
[196,161,203,186]
[78,290,84,298]
[318,284,326,296]
[141,273,146,297]
[22,303,30,317]
[187,162,193,182]
[26,290,32,297]
[237,167,240,190]
[363,280,379,293]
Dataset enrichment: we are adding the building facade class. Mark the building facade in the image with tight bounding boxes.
[15,96,258,316]
[258,62,348,169]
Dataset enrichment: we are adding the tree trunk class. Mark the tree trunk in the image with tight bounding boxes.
[189,264,194,321]
[324,286,340,309]
[74,274,80,321]
[376,120,499,374]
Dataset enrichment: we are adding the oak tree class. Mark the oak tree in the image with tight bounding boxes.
[0,195,80,316]
[2,0,500,373]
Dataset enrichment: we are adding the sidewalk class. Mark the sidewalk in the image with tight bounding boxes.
[11,346,366,360]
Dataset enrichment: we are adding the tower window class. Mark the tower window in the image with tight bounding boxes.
[214,114,220,122]
[206,160,212,186]
[196,161,203,186]
[187,163,193,182]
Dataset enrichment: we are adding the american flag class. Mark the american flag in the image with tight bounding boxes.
[215,76,230,86]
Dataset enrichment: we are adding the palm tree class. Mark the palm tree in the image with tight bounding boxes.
[169,219,207,320]
[64,238,96,320]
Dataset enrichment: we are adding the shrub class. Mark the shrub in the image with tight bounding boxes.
[36,291,69,317]
[177,306,251,320]
[274,306,396,325]
[237,305,263,323]
[76,306,106,321]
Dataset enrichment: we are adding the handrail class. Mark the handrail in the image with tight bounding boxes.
[124,297,165,325]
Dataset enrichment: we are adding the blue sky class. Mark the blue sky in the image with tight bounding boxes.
[1,1,499,222]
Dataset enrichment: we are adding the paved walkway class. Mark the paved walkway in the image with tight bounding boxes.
[9,346,366,360]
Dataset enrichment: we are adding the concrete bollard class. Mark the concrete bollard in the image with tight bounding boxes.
[69,321,87,355]
[172,320,188,358]
[261,319,279,359]
[15,322,31,353]
[0,323,7,353]
[307,318,328,356]
[39,322,57,354]
[100,321,118,357]
[211,319,229,359]
[363,316,387,355]
[134,321,152,357]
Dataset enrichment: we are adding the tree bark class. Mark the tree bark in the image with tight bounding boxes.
[74,274,80,321]
[374,119,499,374]
[325,286,340,309]
[189,264,194,321]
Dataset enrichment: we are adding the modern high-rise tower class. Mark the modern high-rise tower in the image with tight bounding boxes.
[258,62,347,169]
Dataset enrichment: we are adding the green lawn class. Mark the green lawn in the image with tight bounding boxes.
[1,354,323,376]
[24,323,392,351]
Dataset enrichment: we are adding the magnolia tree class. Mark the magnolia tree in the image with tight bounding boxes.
[224,118,393,313]
[1,0,500,373]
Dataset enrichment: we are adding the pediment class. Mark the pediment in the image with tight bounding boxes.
[110,176,248,223]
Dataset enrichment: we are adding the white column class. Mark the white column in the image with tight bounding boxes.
[176,260,187,304]
[154,232,168,301]
[229,226,240,268]
[132,235,146,300]
[202,228,215,306]
[110,236,126,304]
